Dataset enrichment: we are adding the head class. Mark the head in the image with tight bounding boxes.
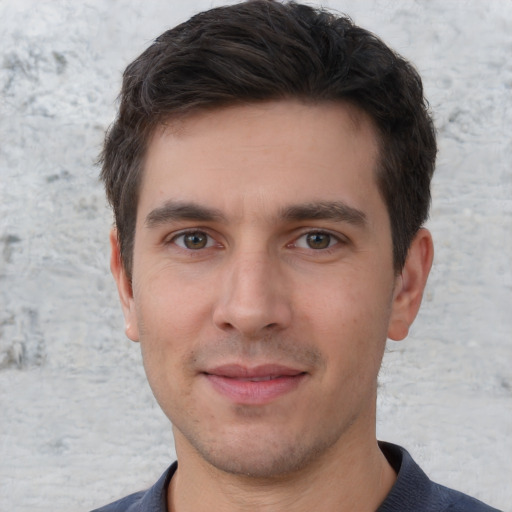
[100,0,437,281]
[102,0,435,485]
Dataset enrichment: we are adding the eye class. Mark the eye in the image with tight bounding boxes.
[294,231,339,250]
[172,231,215,250]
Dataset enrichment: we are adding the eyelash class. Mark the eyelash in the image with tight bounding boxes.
[167,229,346,254]
[290,230,344,251]
[168,230,217,250]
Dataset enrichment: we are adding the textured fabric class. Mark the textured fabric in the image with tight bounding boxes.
[90,465,175,512]
[376,443,501,512]
[91,443,501,512]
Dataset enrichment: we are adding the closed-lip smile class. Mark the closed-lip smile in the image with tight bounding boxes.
[203,364,307,404]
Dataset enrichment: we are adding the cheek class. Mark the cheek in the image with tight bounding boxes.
[135,263,213,333]
[132,278,202,386]
[134,280,203,422]
[302,273,392,365]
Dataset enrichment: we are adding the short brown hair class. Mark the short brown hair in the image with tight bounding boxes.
[100,0,437,279]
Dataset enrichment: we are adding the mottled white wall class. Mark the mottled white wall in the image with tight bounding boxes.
[0,1,510,510]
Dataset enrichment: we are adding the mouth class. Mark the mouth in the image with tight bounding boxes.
[202,364,307,405]
[235,375,287,382]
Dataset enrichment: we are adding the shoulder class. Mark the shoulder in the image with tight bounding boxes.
[440,489,503,512]
[378,442,502,512]
[90,463,177,512]
[91,490,146,512]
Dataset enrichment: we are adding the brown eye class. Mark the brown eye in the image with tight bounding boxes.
[306,232,332,249]
[184,232,208,249]
[174,231,212,250]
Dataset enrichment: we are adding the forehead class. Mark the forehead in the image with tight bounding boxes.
[138,100,383,225]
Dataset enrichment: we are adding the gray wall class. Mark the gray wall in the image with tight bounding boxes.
[1,1,511,510]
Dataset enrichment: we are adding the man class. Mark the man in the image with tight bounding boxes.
[93,1,500,511]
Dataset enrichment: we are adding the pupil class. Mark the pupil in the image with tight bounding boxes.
[307,233,330,249]
[185,232,207,249]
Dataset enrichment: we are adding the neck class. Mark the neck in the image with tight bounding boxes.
[168,430,396,512]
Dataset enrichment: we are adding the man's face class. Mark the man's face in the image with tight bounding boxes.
[114,101,412,478]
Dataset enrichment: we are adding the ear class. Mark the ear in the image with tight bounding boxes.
[388,228,434,341]
[110,228,140,342]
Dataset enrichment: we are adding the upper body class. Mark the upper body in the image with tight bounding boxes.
[92,443,501,512]
[96,1,499,511]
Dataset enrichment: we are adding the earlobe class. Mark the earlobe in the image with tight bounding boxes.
[388,228,434,341]
[109,228,140,342]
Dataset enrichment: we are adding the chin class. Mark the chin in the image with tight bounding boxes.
[183,424,340,480]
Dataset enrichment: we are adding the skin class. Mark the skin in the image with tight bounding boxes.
[111,100,433,512]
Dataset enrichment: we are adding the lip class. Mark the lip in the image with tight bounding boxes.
[203,364,307,405]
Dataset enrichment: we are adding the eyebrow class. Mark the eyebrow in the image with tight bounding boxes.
[145,201,226,227]
[280,201,367,226]
[145,199,367,228]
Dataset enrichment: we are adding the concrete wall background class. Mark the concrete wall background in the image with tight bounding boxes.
[1,1,511,510]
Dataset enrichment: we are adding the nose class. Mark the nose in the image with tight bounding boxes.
[212,251,292,338]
